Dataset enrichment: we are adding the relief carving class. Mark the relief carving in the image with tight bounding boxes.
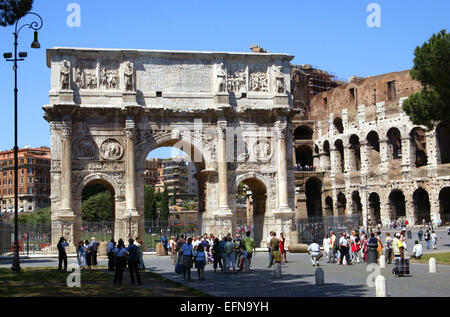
[100,66,120,90]
[253,140,272,161]
[274,66,285,93]
[73,138,97,160]
[250,65,268,92]
[74,60,97,89]
[227,64,247,92]
[215,63,227,93]
[100,139,124,160]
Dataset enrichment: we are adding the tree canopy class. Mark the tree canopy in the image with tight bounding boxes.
[159,186,170,222]
[0,0,33,27]
[144,185,158,221]
[81,191,113,222]
[18,207,50,226]
[402,30,450,129]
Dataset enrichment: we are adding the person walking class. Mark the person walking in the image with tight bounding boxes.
[175,235,185,264]
[424,229,431,250]
[161,233,169,254]
[233,233,242,267]
[180,237,194,281]
[323,235,331,262]
[194,243,207,280]
[268,232,280,269]
[169,236,176,264]
[339,233,351,265]
[57,237,68,272]
[106,239,115,271]
[279,232,288,264]
[417,228,423,241]
[219,236,227,272]
[431,231,438,249]
[385,232,393,264]
[329,231,337,263]
[77,240,86,270]
[127,238,142,285]
[113,239,127,285]
[351,232,361,263]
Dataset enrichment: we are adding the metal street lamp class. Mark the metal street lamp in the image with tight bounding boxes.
[3,12,43,273]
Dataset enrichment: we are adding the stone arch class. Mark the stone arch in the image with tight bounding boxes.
[368,192,381,225]
[305,177,322,219]
[323,140,331,171]
[324,196,333,216]
[236,173,270,247]
[388,189,406,220]
[336,191,346,215]
[386,127,402,160]
[436,122,450,164]
[294,125,314,140]
[351,191,363,225]
[349,134,361,171]
[413,187,431,224]
[334,139,344,173]
[366,131,381,168]
[295,144,313,167]
[409,127,428,167]
[75,173,122,201]
[439,187,450,224]
[333,117,344,134]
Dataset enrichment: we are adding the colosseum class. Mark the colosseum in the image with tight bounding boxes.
[292,69,450,227]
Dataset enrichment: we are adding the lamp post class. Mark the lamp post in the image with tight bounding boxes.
[3,12,43,273]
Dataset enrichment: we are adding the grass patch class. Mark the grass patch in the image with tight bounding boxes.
[409,252,450,265]
[0,267,210,297]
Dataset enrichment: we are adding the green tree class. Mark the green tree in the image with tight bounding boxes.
[81,191,113,222]
[18,207,50,226]
[160,186,170,223]
[402,30,450,129]
[144,185,158,221]
[0,0,34,27]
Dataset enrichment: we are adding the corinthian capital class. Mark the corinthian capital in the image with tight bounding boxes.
[216,120,227,139]
[61,121,72,139]
[125,119,135,139]
[274,120,288,139]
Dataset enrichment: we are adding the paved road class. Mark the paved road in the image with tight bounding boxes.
[1,251,449,297]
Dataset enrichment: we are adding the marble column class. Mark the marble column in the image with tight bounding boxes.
[275,120,293,213]
[217,120,231,214]
[60,121,74,215]
[125,119,137,215]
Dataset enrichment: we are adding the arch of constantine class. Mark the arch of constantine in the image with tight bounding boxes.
[43,47,296,249]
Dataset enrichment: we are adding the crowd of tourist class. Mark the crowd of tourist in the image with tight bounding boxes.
[294,164,316,172]
[168,231,257,281]
[307,224,439,267]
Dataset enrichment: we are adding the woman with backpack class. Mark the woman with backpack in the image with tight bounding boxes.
[77,241,86,270]
[193,243,206,280]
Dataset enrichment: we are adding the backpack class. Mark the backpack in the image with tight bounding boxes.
[128,245,139,262]
[425,233,430,241]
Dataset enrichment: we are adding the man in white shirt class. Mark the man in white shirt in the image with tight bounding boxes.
[307,241,321,266]
[266,231,274,268]
[339,233,351,265]
[431,231,438,249]
[411,240,423,259]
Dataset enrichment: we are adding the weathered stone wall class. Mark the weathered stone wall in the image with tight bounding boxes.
[302,70,450,226]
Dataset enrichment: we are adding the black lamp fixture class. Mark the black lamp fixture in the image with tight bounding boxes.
[2,12,43,273]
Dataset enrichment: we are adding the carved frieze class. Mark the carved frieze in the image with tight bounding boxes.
[100,138,124,160]
[124,62,134,91]
[72,160,125,171]
[273,65,285,93]
[226,64,247,92]
[73,138,97,160]
[74,59,97,89]
[215,63,227,93]
[51,160,61,172]
[99,60,120,90]
[249,64,268,92]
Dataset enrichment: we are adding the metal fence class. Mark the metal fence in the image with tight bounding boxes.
[296,215,360,245]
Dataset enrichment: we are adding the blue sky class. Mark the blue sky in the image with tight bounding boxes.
[0,0,448,158]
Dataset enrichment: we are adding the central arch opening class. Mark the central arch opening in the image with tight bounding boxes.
[81,179,115,241]
[305,177,323,219]
[237,177,267,247]
[389,190,406,221]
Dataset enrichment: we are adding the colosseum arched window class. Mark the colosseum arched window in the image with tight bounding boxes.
[439,187,450,223]
[294,126,314,140]
[387,128,402,160]
[436,122,450,164]
[366,131,381,169]
[349,135,361,171]
[413,187,431,224]
[305,177,323,219]
[389,189,406,221]
[333,117,344,134]
[334,139,345,173]
[409,128,428,167]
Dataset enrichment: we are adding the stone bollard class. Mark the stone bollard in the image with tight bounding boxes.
[375,275,387,297]
[429,258,437,273]
[273,262,282,279]
[379,255,386,269]
[243,258,250,272]
[315,267,324,286]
